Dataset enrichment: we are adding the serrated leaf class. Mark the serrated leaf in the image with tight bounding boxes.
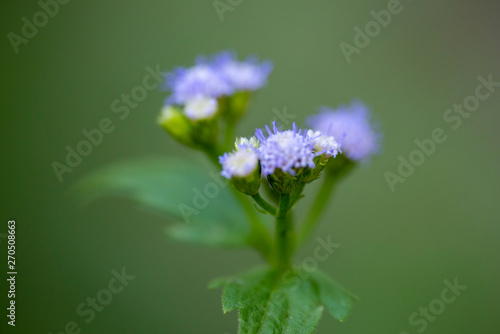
[212,267,326,334]
[310,270,356,321]
[72,157,252,247]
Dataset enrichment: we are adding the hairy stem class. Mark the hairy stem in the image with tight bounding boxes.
[298,157,355,246]
[205,150,273,260]
[275,193,292,271]
[232,189,273,259]
[298,174,337,245]
[289,182,305,208]
[251,193,277,215]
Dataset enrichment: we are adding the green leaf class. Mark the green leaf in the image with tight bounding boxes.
[310,270,357,321]
[212,267,350,334]
[72,157,252,247]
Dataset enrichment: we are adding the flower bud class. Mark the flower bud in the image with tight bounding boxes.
[220,148,261,195]
[300,130,342,183]
[184,96,219,121]
[157,105,196,148]
[231,170,261,196]
[235,136,259,151]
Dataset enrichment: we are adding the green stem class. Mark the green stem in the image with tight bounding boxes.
[251,193,277,215]
[204,150,273,260]
[263,182,279,204]
[275,193,292,271]
[297,173,338,246]
[298,156,356,246]
[223,118,236,151]
[289,182,305,208]
[232,189,273,260]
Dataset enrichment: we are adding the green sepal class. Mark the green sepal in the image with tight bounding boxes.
[231,164,261,196]
[266,169,298,194]
[158,106,197,148]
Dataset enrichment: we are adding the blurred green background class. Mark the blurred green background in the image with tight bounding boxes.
[1,0,499,333]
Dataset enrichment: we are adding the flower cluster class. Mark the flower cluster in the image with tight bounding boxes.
[211,52,273,92]
[163,64,232,106]
[158,51,272,150]
[307,100,380,162]
[162,51,272,113]
[154,51,383,332]
[158,50,381,200]
[256,122,316,176]
[220,122,341,194]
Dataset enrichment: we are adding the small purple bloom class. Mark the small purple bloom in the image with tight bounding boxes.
[307,101,380,161]
[162,51,272,105]
[212,52,273,92]
[256,122,315,176]
[163,63,233,105]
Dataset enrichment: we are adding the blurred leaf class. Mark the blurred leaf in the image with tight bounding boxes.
[211,266,354,333]
[73,157,252,247]
[310,270,357,321]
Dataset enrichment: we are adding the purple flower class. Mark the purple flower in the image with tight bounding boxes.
[163,62,233,105]
[307,101,380,161]
[162,51,273,105]
[255,122,315,176]
[212,52,273,92]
